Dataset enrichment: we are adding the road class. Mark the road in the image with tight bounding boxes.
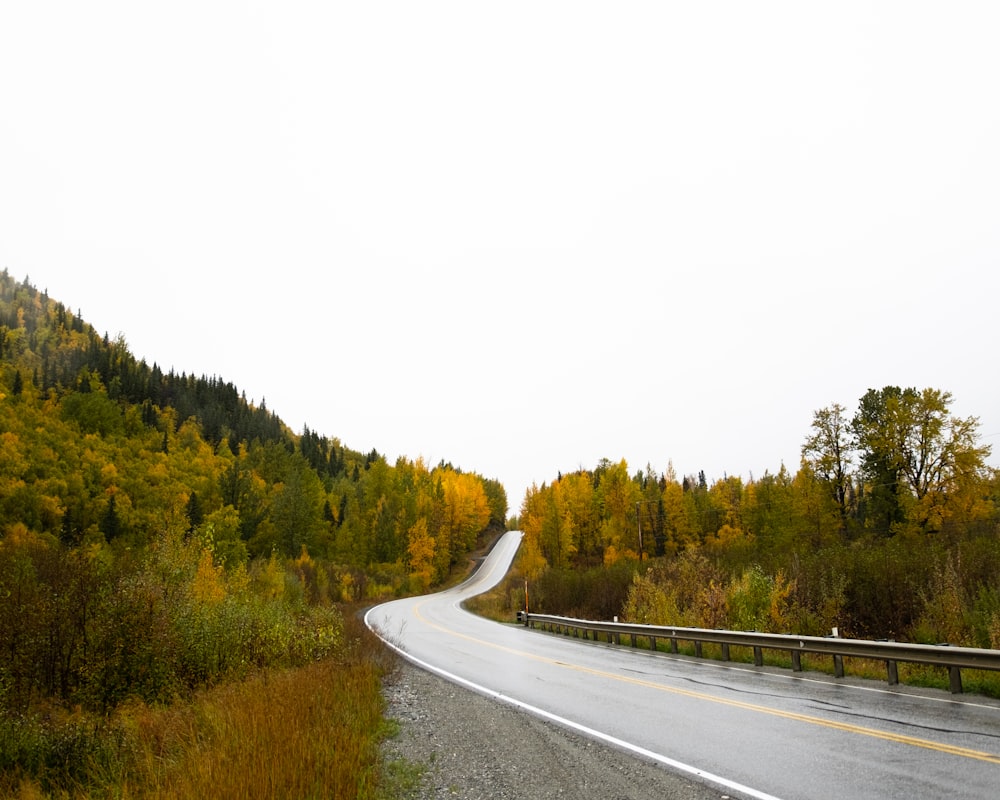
[365,531,1000,799]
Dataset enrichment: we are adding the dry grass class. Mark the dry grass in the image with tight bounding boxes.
[124,661,381,798]
[2,613,399,800]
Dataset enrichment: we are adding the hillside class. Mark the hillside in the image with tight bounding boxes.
[0,269,506,567]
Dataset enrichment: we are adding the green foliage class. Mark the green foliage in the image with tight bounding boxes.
[60,388,125,436]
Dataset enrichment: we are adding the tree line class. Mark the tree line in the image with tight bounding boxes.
[514,389,999,648]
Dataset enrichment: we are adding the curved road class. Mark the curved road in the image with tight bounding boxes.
[366,531,1000,799]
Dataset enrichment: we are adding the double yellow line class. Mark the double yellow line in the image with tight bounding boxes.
[413,600,1000,766]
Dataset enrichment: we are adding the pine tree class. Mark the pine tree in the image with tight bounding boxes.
[101,494,122,540]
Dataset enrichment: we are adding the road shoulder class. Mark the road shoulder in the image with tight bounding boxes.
[381,657,726,800]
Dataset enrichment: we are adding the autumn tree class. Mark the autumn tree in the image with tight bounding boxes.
[518,483,549,573]
[596,459,639,563]
[438,470,491,567]
[659,463,698,555]
[538,478,577,568]
[789,463,844,547]
[743,466,796,551]
[802,402,854,525]
[852,387,991,533]
[406,517,436,592]
[559,471,599,560]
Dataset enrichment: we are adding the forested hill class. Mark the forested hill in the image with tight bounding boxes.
[0,270,506,584]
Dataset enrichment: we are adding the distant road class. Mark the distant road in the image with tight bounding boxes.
[366,531,1000,800]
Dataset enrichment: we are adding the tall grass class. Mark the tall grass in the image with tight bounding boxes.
[1,613,398,800]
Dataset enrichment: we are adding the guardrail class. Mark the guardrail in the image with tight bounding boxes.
[516,611,1000,693]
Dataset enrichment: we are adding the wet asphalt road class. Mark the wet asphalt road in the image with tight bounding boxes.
[367,532,1000,800]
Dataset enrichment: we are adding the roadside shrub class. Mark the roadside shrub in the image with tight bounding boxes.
[622,571,688,626]
[968,586,1000,649]
[83,568,182,711]
[530,560,638,619]
[725,565,795,633]
[912,554,968,645]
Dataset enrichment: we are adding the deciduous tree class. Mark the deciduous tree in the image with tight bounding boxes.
[853,387,991,533]
[802,402,854,523]
[406,517,436,592]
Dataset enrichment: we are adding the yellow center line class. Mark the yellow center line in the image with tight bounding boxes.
[413,599,1000,766]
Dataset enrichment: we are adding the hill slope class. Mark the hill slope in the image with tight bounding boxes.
[0,269,505,570]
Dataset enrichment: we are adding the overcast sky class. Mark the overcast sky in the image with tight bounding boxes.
[2,3,998,510]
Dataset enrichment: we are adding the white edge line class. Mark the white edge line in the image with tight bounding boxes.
[365,607,784,800]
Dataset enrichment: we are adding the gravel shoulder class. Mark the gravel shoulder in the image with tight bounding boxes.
[380,656,729,800]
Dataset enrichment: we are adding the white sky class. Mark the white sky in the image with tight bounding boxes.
[2,3,999,511]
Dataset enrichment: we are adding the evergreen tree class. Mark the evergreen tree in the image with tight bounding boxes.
[185,491,203,537]
[101,494,122,541]
[852,387,907,534]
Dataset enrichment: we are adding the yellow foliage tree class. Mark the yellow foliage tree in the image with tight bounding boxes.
[517,484,548,574]
[703,522,750,555]
[201,505,246,567]
[518,524,548,581]
[559,472,598,557]
[438,470,491,564]
[597,459,639,555]
[660,477,697,554]
[192,547,226,606]
[255,552,286,601]
[406,517,436,592]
